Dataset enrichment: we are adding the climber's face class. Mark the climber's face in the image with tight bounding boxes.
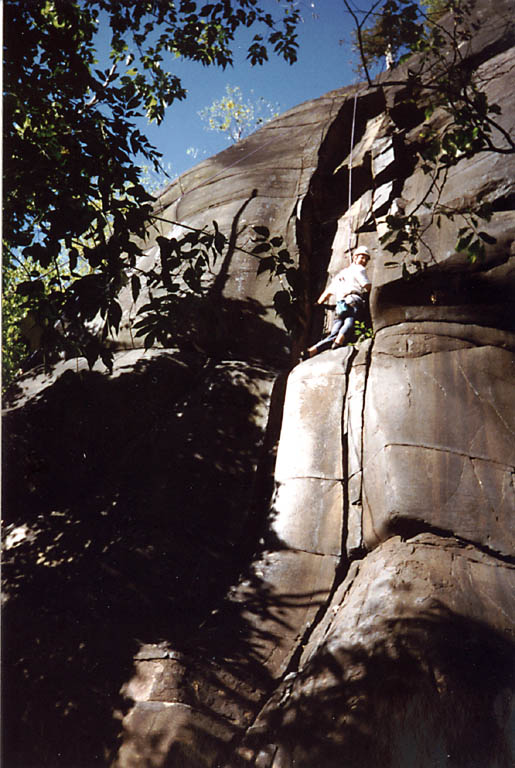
[353,252,369,267]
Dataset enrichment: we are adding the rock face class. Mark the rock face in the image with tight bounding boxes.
[2,1,514,766]
[249,535,515,768]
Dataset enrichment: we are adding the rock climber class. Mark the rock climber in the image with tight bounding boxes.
[301,245,371,360]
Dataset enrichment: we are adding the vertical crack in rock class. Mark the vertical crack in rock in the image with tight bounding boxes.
[229,341,381,767]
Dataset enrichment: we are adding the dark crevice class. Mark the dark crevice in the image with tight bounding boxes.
[296,89,387,350]
[491,192,515,212]
[388,89,427,132]
[340,349,357,566]
[243,371,289,561]
[372,263,515,334]
[389,518,515,566]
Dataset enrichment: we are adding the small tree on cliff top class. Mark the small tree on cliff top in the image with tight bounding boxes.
[198,84,280,143]
[3,0,300,388]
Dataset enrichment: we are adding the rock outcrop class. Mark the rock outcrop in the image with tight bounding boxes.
[2,1,514,766]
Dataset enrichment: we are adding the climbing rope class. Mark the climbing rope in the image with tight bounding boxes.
[347,88,360,263]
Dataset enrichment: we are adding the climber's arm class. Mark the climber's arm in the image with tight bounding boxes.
[317,287,334,304]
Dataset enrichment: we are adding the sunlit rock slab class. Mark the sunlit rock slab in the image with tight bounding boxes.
[271,477,343,556]
[363,326,515,555]
[275,349,353,482]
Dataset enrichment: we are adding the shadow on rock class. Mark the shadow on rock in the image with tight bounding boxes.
[243,604,515,768]
[1,333,285,766]
[112,550,333,768]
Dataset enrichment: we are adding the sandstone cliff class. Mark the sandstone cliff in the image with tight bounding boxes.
[2,1,514,766]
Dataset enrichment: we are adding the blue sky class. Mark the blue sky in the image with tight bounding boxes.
[130,0,378,184]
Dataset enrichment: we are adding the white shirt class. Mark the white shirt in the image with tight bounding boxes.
[329,262,370,302]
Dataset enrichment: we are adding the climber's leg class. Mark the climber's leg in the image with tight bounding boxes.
[332,314,355,347]
[306,314,345,357]
[332,304,361,347]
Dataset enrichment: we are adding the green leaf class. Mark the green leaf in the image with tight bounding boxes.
[477,231,497,245]
[84,341,101,370]
[131,274,141,302]
[256,256,275,275]
[100,347,114,373]
[273,289,291,313]
[252,225,270,237]
[144,332,155,350]
[22,243,52,269]
[456,232,473,252]
[385,214,404,230]
[285,267,302,291]
[16,279,45,297]
[252,242,271,254]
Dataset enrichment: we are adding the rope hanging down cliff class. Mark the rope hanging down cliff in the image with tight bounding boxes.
[347,88,362,263]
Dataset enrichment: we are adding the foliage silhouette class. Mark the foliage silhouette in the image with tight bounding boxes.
[3,0,301,385]
[127,190,304,362]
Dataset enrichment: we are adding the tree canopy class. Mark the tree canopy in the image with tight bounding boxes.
[3,0,300,386]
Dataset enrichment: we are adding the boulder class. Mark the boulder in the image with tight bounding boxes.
[242,535,515,768]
